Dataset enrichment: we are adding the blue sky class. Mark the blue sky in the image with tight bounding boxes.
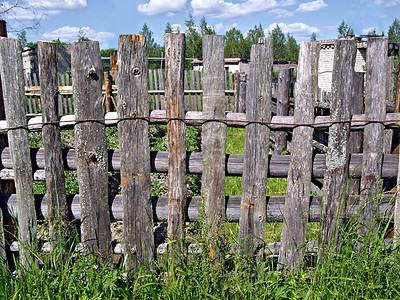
[1,0,400,49]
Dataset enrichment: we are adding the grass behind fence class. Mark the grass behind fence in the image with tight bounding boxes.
[1,212,399,299]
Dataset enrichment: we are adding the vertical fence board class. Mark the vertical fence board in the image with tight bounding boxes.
[195,70,202,110]
[278,42,319,271]
[0,38,36,269]
[158,68,165,110]
[117,34,154,270]
[38,41,70,256]
[238,38,273,255]
[165,33,187,256]
[184,70,189,111]
[148,69,156,109]
[320,38,357,254]
[348,72,364,195]
[72,41,111,259]
[202,35,227,248]
[360,37,388,235]
[236,72,247,113]
[275,69,290,154]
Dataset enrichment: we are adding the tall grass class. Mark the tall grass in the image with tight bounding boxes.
[1,214,399,299]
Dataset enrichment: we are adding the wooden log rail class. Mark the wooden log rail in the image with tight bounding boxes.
[0,148,398,180]
[4,111,400,133]
[0,193,395,223]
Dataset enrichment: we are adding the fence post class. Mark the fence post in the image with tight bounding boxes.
[117,34,154,271]
[104,71,114,113]
[360,37,388,235]
[0,20,11,264]
[0,38,37,269]
[319,38,357,256]
[348,72,364,195]
[275,68,290,154]
[278,41,320,271]
[37,41,70,259]
[238,37,273,256]
[72,41,111,259]
[165,33,187,257]
[235,72,247,113]
[202,35,227,257]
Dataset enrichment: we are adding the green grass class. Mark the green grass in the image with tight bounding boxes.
[1,216,399,299]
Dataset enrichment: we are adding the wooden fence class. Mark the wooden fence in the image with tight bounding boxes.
[0,34,399,272]
[24,67,296,116]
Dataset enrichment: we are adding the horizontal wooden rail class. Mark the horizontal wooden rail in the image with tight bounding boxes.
[0,148,398,179]
[10,111,400,133]
[25,86,235,94]
[0,194,394,223]
[7,239,394,255]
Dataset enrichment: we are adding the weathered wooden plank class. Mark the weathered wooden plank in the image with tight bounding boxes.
[1,148,399,179]
[71,41,111,259]
[165,33,187,256]
[201,35,227,243]
[148,69,156,109]
[0,37,36,269]
[0,21,11,264]
[184,70,190,110]
[66,73,73,115]
[60,74,68,115]
[195,70,202,110]
[1,194,394,225]
[348,72,364,195]
[158,68,165,110]
[319,38,357,255]
[360,37,388,235]
[117,34,154,271]
[279,41,319,272]
[238,38,273,255]
[37,41,70,257]
[275,69,290,154]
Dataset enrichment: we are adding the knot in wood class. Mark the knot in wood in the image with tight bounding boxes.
[87,67,99,80]
[88,152,97,163]
[133,67,141,76]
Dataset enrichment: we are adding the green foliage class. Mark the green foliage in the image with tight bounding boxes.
[338,20,355,38]
[140,23,162,59]
[77,28,90,42]
[267,25,300,61]
[165,22,173,34]
[185,15,203,59]
[100,48,116,58]
[225,28,250,59]
[17,29,27,48]
[199,16,215,36]
[310,32,317,41]
[388,18,400,43]
[286,33,300,61]
[246,24,265,45]
[52,38,68,45]
[269,25,287,60]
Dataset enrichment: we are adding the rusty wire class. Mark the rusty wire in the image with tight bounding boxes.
[1,113,400,135]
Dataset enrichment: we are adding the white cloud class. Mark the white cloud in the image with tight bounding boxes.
[266,22,320,40]
[0,0,86,21]
[376,0,400,6]
[296,0,327,13]
[214,22,238,33]
[41,26,114,48]
[362,27,377,35]
[171,24,183,32]
[191,0,278,18]
[268,8,294,17]
[138,0,186,16]
[279,0,296,6]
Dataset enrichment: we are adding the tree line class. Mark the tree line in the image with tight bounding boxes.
[140,15,300,62]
